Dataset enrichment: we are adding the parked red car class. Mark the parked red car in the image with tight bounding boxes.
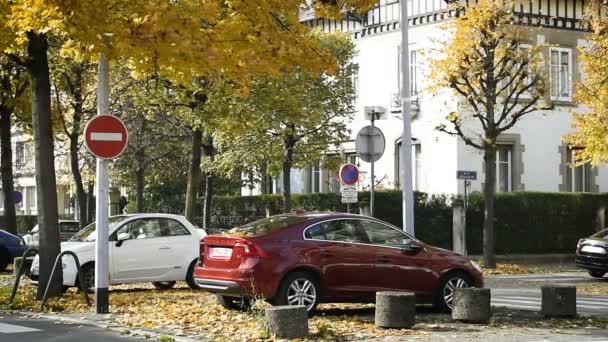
[194,213,483,313]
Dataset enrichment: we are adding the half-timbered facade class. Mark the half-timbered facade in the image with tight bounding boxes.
[245,0,608,197]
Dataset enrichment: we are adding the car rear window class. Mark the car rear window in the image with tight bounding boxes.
[591,229,608,239]
[224,215,308,237]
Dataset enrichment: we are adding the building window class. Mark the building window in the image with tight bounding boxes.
[345,152,358,166]
[550,47,572,101]
[410,50,418,99]
[352,63,359,101]
[566,148,592,192]
[15,142,25,165]
[413,144,422,191]
[496,145,513,192]
[395,139,421,190]
[26,186,36,212]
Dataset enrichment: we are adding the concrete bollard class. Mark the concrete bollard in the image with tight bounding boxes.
[265,305,308,339]
[375,291,416,329]
[541,286,577,318]
[452,288,491,323]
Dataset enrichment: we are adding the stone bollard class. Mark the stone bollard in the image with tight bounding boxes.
[375,291,416,328]
[452,288,491,323]
[541,286,577,318]
[265,305,308,339]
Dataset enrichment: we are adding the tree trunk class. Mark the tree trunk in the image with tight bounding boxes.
[483,146,497,269]
[202,174,213,229]
[27,32,62,299]
[69,134,87,228]
[135,147,145,213]
[87,181,94,223]
[201,134,214,229]
[0,106,17,234]
[282,136,295,213]
[185,129,202,222]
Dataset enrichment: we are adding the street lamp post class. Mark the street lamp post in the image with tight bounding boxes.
[400,0,415,236]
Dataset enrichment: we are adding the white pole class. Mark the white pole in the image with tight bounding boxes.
[95,53,110,313]
[400,0,415,236]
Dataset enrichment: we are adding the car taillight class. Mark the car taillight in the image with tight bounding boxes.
[199,239,206,265]
[234,239,269,258]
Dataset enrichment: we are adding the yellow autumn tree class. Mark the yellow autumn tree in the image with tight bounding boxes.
[563,2,608,165]
[0,0,377,298]
[431,0,547,268]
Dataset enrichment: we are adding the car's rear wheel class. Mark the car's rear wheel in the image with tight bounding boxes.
[433,271,472,312]
[152,281,177,290]
[185,260,200,290]
[589,271,606,278]
[274,271,320,314]
[0,247,9,272]
[216,295,252,311]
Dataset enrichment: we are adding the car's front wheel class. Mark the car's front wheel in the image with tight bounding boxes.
[77,263,95,294]
[433,271,472,312]
[589,271,606,278]
[152,281,176,290]
[273,271,320,314]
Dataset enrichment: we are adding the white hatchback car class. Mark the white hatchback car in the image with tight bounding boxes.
[30,214,206,291]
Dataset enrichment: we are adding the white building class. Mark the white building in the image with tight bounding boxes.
[245,0,606,196]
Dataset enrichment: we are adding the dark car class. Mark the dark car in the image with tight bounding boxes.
[194,213,484,313]
[0,229,26,271]
[575,229,608,278]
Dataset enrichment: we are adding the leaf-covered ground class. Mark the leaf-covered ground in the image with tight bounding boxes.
[1,272,607,341]
[482,263,561,276]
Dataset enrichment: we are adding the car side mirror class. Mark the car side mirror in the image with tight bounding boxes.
[115,232,130,247]
[401,242,422,255]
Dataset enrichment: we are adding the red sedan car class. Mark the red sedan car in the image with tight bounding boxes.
[194,213,483,313]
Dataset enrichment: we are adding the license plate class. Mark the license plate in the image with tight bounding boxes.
[581,245,607,254]
[209,247,232,259]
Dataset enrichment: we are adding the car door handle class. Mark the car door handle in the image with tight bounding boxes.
[376,256,391,263]
[159,246,171,250]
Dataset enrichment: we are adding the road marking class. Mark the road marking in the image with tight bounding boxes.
[493,296,608,309]
[0,322,41,334]
[90,132,122,141]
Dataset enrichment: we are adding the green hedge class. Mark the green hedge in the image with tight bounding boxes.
[208,191,608,254]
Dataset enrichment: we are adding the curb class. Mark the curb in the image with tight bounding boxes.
[7,310,201,342]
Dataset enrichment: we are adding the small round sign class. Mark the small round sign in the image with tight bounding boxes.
[340,164,359,185]
[13,191,22,204]
[84,115,128,159]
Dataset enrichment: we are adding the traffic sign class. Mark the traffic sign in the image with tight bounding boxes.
[339,164,359,185]
[13,191,22,204]
[457,170,477,180]
[356,126,386,163]
[84,115,128,159]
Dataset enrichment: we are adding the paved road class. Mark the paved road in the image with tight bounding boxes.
[487,271,608,316]
[0,312,140,342]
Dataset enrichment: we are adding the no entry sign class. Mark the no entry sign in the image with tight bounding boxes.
[340,164,359,185]
[84,115,128,159]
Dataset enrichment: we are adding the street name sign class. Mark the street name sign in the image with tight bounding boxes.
[457,170,477,180]
[84,115,128,159]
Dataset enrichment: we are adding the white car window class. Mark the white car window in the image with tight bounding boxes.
[164,219,190,237]
[116,219,164,240]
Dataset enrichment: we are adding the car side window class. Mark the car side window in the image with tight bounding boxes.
[61,222,81,233]
[114,219,164,240]
[359,220,410,247]
[322,220,369,244]
[304,224,325,240]
[164,219,190,236]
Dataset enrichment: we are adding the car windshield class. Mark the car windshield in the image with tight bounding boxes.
[591,229,608,239]
[224,215,308,237]
[70,216,129,242]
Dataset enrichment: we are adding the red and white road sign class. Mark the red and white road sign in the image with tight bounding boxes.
[84,115,128,159]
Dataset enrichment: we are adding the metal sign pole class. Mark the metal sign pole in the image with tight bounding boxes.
[95,53,110,313]
[400,0,415,236]
[370,114,375,217]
